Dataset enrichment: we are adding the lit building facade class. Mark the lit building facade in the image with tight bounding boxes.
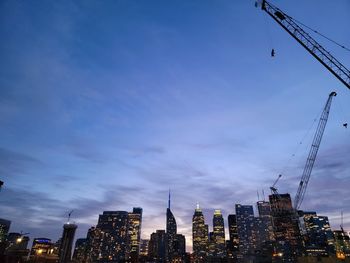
[139,239,149,261]
[269,194,302,261]
[235,204,255,256]
[302,211,335,256]
[212,210,225,259]
[192,204,208,263]
[127,207,143,262]
[95,211,129,262]
[333,230,350,259]
[227,214,239,260]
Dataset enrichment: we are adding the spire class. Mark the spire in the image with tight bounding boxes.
[196,202,200,210]
[168,189,171,209]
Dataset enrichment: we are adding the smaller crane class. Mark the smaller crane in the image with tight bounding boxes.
[67,210,74,223]
[270,174,282,197]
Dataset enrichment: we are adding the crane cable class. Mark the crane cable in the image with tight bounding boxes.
[289,15,350,52]
[279,107,323,176]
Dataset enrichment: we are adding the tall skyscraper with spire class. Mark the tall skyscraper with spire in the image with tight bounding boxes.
[192,204,208,263]
[166,190,177,262]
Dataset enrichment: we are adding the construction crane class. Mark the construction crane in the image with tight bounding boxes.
[294,91,336,210]
[260,0,350,90]
[270,174,282,196]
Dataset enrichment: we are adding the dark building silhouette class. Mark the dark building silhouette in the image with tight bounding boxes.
[166,191,177,262]
[72,238,87,263]
[149,230,166,262]
[139,239,149,262]
[59,222,77,263]
[192,204,208,263]
[5,232,30,262]
[127,207,143,262]
[227,214,239,261]
[0,218,11,256]
[0,219,11,243]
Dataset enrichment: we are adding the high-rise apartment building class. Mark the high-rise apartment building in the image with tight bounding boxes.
[256,201,275,243]
[95,211,129,262]
[85,226,102,263]
[59,222,77,263]
[127,207,143,262]
[302,211,334,256]
[192,204,208,263]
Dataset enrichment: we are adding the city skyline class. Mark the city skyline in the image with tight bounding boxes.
[1,0,350,254]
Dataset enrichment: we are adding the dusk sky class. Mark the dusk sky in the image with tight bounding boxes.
[0,0,349,250]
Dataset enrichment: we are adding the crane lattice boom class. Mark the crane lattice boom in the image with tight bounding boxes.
[261,1,350,90]
[294,91,336,210]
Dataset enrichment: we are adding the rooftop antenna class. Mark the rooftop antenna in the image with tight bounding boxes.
[68,210,74,223]
[262,189,265,201]
[168,189,171,210]
[196,202,200,210]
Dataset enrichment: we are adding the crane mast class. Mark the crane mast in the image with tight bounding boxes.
[261,0,350,90]
[294,91,336,210]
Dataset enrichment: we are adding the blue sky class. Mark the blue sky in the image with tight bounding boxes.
[0,0,350,250]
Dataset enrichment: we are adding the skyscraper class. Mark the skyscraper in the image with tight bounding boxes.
[256,201,274,243]
[166,191,177,262]
[235,204,255,256]
[85,226,102,263]
[149,230,166,262]
[127,207,143,262]
[192,204,208,263]
[212,210,225,259]
[269,194,302,261]
[58,222,77,263]
[95,211,129,262]
[227,214,239,260]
